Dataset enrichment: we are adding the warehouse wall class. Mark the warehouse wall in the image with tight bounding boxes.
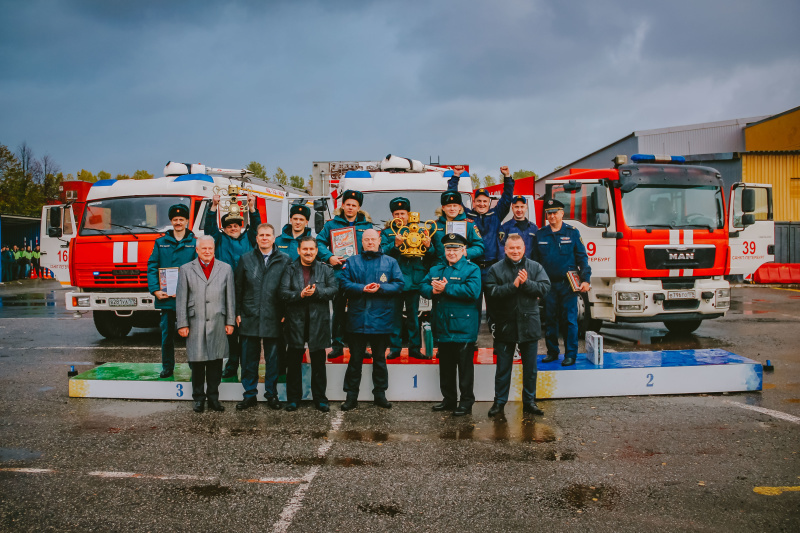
[745,107,800,152]
[742,153,800,222]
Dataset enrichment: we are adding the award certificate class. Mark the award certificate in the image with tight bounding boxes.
[331,227,357,258]
[159,268,179,297]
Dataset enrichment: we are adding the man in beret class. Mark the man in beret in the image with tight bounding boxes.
[205,191,262,379]
[380,197,431,360]
[535,199,591,367]
[499,195,538,258]
[147,203,197,378]
[316,189,374,359]
[275,204,314,261]
[420,233,482,416]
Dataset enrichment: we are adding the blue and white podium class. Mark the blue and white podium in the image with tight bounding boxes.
[68,348,762,402]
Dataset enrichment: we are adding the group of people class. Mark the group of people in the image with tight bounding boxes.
[1,244,41,283]
[147,165,592,418]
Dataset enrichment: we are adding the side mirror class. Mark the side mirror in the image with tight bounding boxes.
[620,181,638,193]
[314,212,325,235]
[741,188,756,213]
[742,213,755,227]
[594,213,609,227]
[313,198,328,212]
[48,227,63,238]
[592,189,608,213]
[49,208,62,229]
[563,180,582,193]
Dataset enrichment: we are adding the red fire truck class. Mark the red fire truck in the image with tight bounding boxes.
[41,163,310,338]
[486,154,774,334]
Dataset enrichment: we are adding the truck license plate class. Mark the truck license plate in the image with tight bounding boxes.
[667,291,695,300]
[109,298,137,307]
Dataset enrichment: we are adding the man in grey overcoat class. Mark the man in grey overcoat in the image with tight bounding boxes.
[177,235,236,413]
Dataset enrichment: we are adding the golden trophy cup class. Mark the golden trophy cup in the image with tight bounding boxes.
[212,184,244,218]
[390,212,438,257]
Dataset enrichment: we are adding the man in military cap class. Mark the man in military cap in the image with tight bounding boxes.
[535,199,591,367]
[429,190,484,263]
[275,204,314,261]
[499,195,538,257]
[205,191,262,378]
[316,189,374,359]
[421,233,482,416]
[380,197,431,360]
[147,203,197,378]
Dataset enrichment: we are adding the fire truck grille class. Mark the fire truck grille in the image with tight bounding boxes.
[76,266,147,286]
[663,299,700,311]
[644,247,716,270]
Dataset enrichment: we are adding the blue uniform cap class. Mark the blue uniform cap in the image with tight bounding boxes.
[512,195,527,204]
[544,199,565,213]
[474,188,491,199]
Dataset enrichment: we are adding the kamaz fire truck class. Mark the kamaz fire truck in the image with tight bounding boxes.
[544,154,774,334]
[41,162,314,338]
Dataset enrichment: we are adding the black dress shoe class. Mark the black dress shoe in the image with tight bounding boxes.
[453,406,472,416]
[541,354,559,363]
[340,398,358,411]
[409,349,430,360]
[523,402,544,415]
[193,401,205,413]
[236,397,257,411]
[266,397,282,410]
[374,397,392,409]
[208,399,225,412]
[488,402,505,417]
[284,402,298,412]
[386,351,402,360]
[328,347,344,360]
[315,403,330,413]
[159,369,174,379]
[561,357,576,367]
[221,368,238,379]
[432,402,456,412]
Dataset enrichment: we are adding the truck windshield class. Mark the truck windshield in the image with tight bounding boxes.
[359,191,472,227]
[80,196,192,236]
[621,185,723,229]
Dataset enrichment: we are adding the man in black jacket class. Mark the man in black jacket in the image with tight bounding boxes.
[484,234,551,416]
[234,223,290,411]
[279,236,338,412]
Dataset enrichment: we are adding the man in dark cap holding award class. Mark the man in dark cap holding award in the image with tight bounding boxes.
[380,197,431,360]
[276,204,314,261]
[147,203,197,378]
[316,189,374,359]
[429,191,484,264]
[534,198,591,367]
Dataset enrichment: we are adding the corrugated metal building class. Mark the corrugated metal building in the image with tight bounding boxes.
[0,214,41,248]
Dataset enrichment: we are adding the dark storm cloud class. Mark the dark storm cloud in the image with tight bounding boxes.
[0,0,798,180]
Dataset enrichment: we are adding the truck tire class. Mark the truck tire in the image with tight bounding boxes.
[664,319,702,336]
[577,293,602,335]
[93,311,133,339]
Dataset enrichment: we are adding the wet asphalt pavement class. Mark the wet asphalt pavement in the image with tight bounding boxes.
[0,279,798,532]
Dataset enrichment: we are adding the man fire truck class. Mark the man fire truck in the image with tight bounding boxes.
[543,154,774,334]
[42,162,311,338]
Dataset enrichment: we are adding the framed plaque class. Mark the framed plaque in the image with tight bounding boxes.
[159,267,179,297]
[331,227,357,258]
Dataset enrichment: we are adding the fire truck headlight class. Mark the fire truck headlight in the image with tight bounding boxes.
[618,292,641,301]
[72,296,91,307]
[618,304,642,311]
[715,288,730,308]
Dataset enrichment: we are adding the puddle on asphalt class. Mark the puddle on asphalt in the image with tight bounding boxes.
[358,502,403,517]
[0,448,43,462]
[0,292,57,306]
[560,483,618,510]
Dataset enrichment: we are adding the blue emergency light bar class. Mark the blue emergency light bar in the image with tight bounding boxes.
[343,170,372,178]
[630,154,686,164]
[442,170,454,177]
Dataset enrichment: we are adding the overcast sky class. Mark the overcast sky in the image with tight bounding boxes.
[1,0,798,181]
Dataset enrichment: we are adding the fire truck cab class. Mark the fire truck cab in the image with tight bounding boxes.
[545,154,774,335]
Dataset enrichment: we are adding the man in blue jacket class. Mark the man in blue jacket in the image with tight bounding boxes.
[420,233,482,416]
[535,199,592,367]
[380,197,431,360]
[275,204,314,261]
[147,204,197,378]
[499,195,538,257]
[316,189,374,359]
[204,191,261,378]
[339,229,404,411]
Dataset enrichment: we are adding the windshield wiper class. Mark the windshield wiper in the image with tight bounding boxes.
[109,223,139,239]
[84,227,113,240]
[131,224,159,232]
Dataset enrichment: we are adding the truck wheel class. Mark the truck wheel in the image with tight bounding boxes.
[664,319,702,336]
[577,293,602,335]
[93,311,133,339]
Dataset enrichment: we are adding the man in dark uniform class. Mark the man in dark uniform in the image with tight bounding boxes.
[275,204,313,261]
[339,229,404,411]
[420,233,482,416]
[316,189,374,359]
[380,197,431,360]
[485,234,550,416]
[499,195,537,258]
[535,199,592,367]
[147,204,197,378]
[205,192,261,379]
[429,191,484,264]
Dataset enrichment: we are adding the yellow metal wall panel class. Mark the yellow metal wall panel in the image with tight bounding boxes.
[741,154,800,221]
[745,107,800,151]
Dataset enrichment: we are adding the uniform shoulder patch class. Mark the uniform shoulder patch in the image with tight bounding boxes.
[473,227,481,238]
